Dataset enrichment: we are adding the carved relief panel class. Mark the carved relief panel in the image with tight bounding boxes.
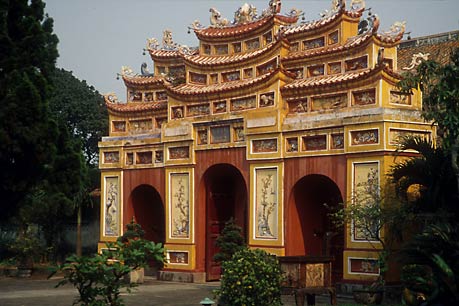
[303,37,325,50]
[288,98,308,113]
[353,89,376,106]
[112,121,126,133]
[103,151,119,164]
[331,134,345,149]
[350,129,379,146]
[390,91,411,105]
[169,146,190,159]
[187,103,210,117]
[252,139,278,153]
[103,176,120,237]
[213,101,227,113]
[345,55,368,71]
[311,94,347,111]
[259,92,275,107]
[230,96,256,111]
[129,119,153,133]
[303,135,327,151]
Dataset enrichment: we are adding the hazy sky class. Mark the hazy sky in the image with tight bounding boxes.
[44,0,459,100]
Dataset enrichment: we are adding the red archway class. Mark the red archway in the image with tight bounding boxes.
[129,184,165,245]
[203,164,247,281]
[288,174,344,282]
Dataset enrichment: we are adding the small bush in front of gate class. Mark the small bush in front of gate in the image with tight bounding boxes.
[213,218,246,263]
[215,248,283,306]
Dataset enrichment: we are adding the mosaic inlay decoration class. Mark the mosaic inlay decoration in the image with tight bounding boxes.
[389,129,430,145]
[308,65,324,77]
[303,37,325,49]
[170,173,190,239]
[130,119,152,133]
[311,94,347,111]
[234,126,245,142]
[257,59,276,76]
[328,31,339,45]
[144,92,154,102]
[259,92,275,107]
[136,151,152,164]
[169,146,189,159]
[112,121,126,132]
[345,55,368,71]
[350,258,379,275]
[168,251,189,264]
[231,96,256,111]
[211,126,230,144]
[252,139,278,153]
[187,104,210,117]
[351,129,379,146]
[331,134,345,149]
[213,101,227,113]
[129,91,142,102]
[289,99,308,113]
[156,91,167,101]
[189,72,207,84]
[328,62,341,75]
[104,151,119,163]
[353,89,376,105]
[245,37,260,51]
[215,44,228,55]
[303,135,327,151]
[255,167,278,239]
[286,138,299,152]
[104,176,120,237]
[390,91,411,105]
[222,70,240,82]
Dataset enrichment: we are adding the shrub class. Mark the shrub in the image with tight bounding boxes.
[52,221,165,306]
[213,218,245,263]
[216,248,283,306]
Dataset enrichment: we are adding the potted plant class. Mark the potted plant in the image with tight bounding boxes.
[327,170,409,304]
[9,226,43,277]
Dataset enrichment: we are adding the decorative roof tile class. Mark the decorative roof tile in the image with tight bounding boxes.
[168,68,287,96]
[104,94,167,114]
[282,65,396,91]
[183,38,285,67]
[122,75,167,87]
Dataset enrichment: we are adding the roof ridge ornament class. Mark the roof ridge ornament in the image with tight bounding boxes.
[233,3,258,24]
[209,7,229,27]
[320,0,344,18]
[349,0,365,13]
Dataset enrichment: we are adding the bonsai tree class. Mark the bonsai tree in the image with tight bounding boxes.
[215,248,283,306]
[328,169,409,288]
[52,221,165,306]
[213,218,245,263]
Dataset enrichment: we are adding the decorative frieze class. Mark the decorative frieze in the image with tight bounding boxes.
[252,139,277,153]
[215,44,228,55]
[230,95,256,111]
[331,134,345,149]
[136,151,152,164]
[187,103,210,117]
[353,89,376,106]
[171,106,184,119]
[350,129,379,145]
[112,121,126,132]
[213,101,227,113]
[308,64,324,77]
[328,62,341,74]
[169,146,190,159]
[130,119,153,133]
[144,92,154,102]
[243,68,253,79]
[311,94,347,111]
[256,58,276,76]
[129,90,142,102]
[286,137,299,152]
[156,91,167,101]
[303,135,327,151]
[168,251,189,264]
[189,72,207,84]
[104,151,119,163]
[328,30,339,45]
[259,92,275,107]
[245,37,260,51]
[390,90,411,105]
[288,98,308,113]
[155,150,164,163]
[222,70,240,82]
[303,37,325,50]
[349,258,379,275]
[345,55,368,71]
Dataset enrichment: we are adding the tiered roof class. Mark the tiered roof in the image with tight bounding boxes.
[105,0,408,115]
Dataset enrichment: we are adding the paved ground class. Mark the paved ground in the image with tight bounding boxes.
[0,275,352,306]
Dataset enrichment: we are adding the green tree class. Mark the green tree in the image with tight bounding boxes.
[49,68,108,166]
[0,0,59,221]
[398,48,459,199]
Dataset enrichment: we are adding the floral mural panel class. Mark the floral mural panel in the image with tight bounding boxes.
[390,91,411,105]
[352,162,380,241]
[170,173,190,239]
[104,176,120,237]
[255,168,278,239]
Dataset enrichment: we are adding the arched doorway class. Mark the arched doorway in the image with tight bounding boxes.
[291,174,344,282]
[204,164,247,281]
[129,184,165,245]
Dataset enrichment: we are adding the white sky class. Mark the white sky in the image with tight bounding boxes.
[44,0,459,100]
